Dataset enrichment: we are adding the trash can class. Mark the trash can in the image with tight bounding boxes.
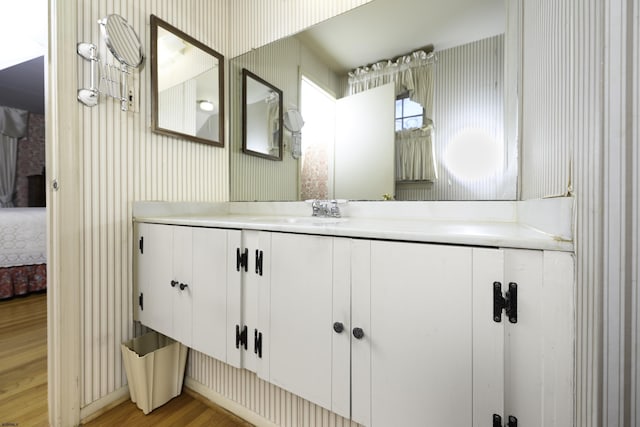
[121,331,188,414]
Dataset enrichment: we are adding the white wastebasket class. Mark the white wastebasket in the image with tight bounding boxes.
[121,331,188,414]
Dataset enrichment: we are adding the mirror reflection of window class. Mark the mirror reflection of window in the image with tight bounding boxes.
[395,96,424,131]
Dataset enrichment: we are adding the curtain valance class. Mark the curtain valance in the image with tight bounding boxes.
[347,50,435,120]
[0,106,29,138]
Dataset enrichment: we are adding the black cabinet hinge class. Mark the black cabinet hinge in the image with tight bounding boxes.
[254,329,263,358]
[235,325,248,350]
[255,250,263,276]
[236,248,248,272]
[493,281,518,323]
[139,293,143,310]
[493,414,517,427]
[139,236,144,254]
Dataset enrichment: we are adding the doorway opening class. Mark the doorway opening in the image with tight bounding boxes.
[299,75,336,200]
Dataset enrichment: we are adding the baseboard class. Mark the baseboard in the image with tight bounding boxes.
[184,377,278,427]
[79,385,131,423]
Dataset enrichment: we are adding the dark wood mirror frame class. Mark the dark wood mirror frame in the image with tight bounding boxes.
[242,68,284,161]
[150,15,225,147]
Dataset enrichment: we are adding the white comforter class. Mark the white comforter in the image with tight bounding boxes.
[0,208,47,268]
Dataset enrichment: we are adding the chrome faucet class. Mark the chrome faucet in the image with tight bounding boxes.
[311,200,341,218]
[328,200,341,218]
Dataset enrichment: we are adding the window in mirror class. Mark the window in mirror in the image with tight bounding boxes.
[395,95,424,131]
[242,68,283,160]
[150,15,224,146]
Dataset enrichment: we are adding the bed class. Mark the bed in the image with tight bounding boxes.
[0,208,47,299]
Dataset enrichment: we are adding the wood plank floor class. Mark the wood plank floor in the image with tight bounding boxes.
[82,390,253,427]
[0,293,48,427]
[0,292,252,427]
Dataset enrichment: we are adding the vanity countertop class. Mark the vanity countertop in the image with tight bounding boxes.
[133,199,574,252]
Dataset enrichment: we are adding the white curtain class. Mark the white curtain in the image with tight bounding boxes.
[395,126,438,182]
[0,107,29,207]
[347,50,435,120]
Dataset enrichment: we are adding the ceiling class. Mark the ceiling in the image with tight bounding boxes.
[296,0,505,73]
[0,56,45,114]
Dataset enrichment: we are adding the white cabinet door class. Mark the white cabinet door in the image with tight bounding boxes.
[136,222,174,338]
[268,233,346,413]
[191,227,241,363]
[237,230,271,377]
[502,249,574,427]
[473,248,574,426]
[353,240,474,427]
[472,248,505,427]
[171,226,193,346]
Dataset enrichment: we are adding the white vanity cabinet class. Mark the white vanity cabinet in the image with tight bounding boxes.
[350,240,475,426]
[135,222,241,363]
[267,233,351,417]
[349,240,574,427]
[133,216,574,427]
[231,230,351,418]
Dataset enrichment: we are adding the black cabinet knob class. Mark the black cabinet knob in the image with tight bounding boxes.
[170,280,177,287]
[352,327,364,339]
[179,283,188,291]
[333,322,344,333]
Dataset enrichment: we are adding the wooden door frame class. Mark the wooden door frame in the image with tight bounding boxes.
[47,0,82,425]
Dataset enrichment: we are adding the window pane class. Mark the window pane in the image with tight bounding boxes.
[395,99,403,119]
[395,119,403,131]
[403,98,423,117]
[403,116,423,129]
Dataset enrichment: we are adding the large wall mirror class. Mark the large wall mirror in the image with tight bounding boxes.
[150,15,225,146]
[230,0,520,201]
[242,68,283,160]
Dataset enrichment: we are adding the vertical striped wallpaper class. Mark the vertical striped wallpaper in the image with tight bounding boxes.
[228,0,371,58]
[158,80,197,134]
[520,1,575,199]
[395,34,508,201]
[229,37,302,201]
[518,1,604,427]
[77,0,229,407]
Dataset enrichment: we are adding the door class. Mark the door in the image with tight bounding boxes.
[191,227,241,363]
[353,240,474,427]
[171,226,193,346]
[334,83,395,200]
[136,222,174,338]
[236,230,271,376]
[268,233,347,413]
[472,248,505,427]
[502,249,574,427]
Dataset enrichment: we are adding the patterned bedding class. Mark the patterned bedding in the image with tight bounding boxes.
[0,208,47,299]
[0,208,47,268]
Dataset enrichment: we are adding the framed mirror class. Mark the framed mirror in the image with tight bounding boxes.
[150,15,224,146]
[242,69,283,160]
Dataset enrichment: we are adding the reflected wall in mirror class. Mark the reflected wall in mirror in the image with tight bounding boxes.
[229,0,519,201]
[150,15,225,146]
[242,69,283,160]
